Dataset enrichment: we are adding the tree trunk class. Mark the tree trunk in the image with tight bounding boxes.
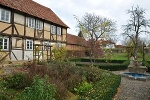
[134,35,138,60]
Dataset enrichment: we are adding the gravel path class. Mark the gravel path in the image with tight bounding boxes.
[113,70,150,100]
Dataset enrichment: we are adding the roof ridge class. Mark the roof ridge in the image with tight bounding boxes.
[0,0,69,28]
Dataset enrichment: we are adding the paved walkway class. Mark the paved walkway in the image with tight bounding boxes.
[112,70,150,100]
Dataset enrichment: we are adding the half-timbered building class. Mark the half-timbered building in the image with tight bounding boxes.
[0,0,69,62]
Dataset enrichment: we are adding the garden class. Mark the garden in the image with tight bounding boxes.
[0,47,150,100]
[0,59,121,100]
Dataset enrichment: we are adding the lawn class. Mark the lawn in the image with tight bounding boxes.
[101,52,150,61]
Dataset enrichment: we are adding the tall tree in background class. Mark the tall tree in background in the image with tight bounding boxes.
[75,13,116,65]
[122,6,150,59]
[78,30,84,38]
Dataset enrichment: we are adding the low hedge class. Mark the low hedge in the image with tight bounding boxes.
[69,58,126,63]
[69,58,82,62]
[78,71,121,100]
[142,61,150,72]
[75,60,130,71]
[98,60,130,71]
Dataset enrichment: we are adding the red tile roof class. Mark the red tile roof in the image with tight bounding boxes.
[67,33,87,47]
[115,45,125,48]
[99,39,115,44]
[0,0,69,28]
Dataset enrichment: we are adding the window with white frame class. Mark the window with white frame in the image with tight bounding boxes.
[36,20,42,30]
[51,25,56,34]
[0,8,10,23]
[26,40,33,50]
[57,27,61,35]
[28,17,35,28]
[0,38,9,50]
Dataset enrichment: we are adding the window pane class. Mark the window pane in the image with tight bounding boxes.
[4,39,7,42]
[4,45,7,49]
[6,11,9,22]
[1,10,5,21]
[0,9,10,22]
[51,25,56,34]
[26,40,33,50]
[28,18,35,28]
[4,42,7,45]
[57,27,61,35]
[0,40,2,45]
[0,40,2,49]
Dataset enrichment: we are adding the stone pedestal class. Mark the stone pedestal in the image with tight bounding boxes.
[128,59,148,74]
[128,66,148,74]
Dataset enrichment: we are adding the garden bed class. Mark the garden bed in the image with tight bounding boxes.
[0,60,121,100]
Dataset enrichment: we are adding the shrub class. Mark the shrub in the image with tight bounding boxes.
[17,75,56,100]
[74,81,92,95]
[0,82,9,100]
[75,60,130,71]
[2,72,27,89]
[80,67,102,83]
[70,58,126,63]
[78,71,121,100]
[49,79,67,100]
[98,60,129,71]
[52,47,66,61]
[142,61,150,72]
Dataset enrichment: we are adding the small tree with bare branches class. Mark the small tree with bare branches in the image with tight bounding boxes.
[75,13,116,66]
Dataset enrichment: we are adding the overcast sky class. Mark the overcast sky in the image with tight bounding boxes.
[33,0,150,44]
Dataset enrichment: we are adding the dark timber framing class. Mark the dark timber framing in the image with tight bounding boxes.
[0,5,67,62]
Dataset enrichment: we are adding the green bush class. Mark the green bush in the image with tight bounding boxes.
[80,67,102,83]
[52,47,66,61]
[0,79,19,100]
[3,73,27,89]
[69,58,82,62]
[142,61,150,72]
[17,75,56,100]
[80,58,125,63]
[76,60,130,71]
[74,81,92,95]
[78,71,121,100]
[98,60,129,71]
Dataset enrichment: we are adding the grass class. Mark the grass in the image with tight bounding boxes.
[100,53,150,61]
[99,53,128,61]
[111,53,128,60]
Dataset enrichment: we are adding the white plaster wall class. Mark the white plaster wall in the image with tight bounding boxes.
[24,51,33,60]
[11,50,22,61]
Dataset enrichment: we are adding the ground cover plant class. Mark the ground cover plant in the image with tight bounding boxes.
[0,60,121,100]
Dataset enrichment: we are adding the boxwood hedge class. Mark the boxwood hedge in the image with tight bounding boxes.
[71,58,130,71]
[78,71,121,100]
[70,58,125,63]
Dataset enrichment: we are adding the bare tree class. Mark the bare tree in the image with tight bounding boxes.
[75,13,116,66]
[122,6,150,59]
[75,13,116,41]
